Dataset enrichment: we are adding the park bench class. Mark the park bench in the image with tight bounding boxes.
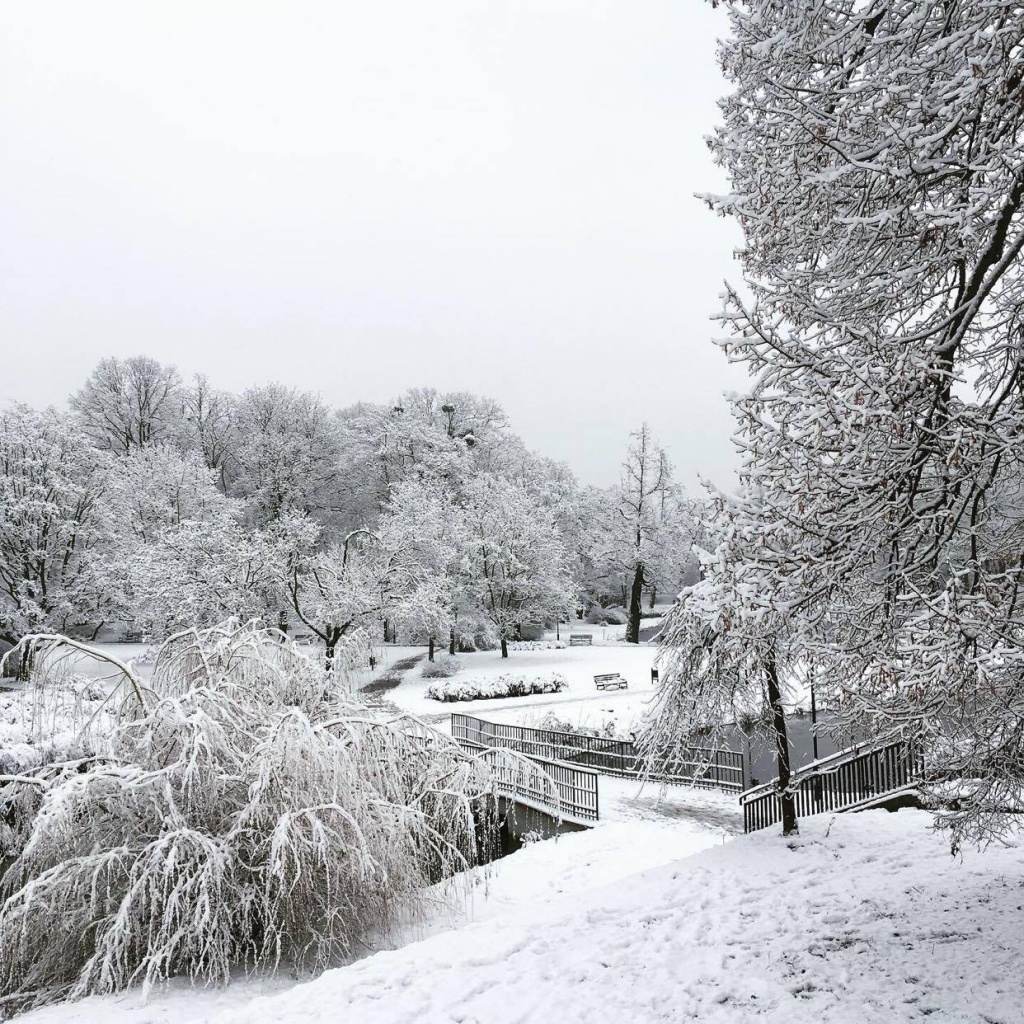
[569,633,592,646]
[594,673,628,691]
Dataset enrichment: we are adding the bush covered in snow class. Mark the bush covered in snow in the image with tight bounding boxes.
[425,673,568,703]
[421,655,463,679]
[533,710,633,741]
[506,640,567,651]
[0,622,499,1014]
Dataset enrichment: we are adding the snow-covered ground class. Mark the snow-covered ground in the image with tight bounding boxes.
[9,635,1023,1023]
[16,808,1023,1024]
[387,644,661,728]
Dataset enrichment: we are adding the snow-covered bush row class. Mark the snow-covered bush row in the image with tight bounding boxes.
[0,622,498,1014]
[506,640,567,651]
[421,655,463,679]
[426,673,568,703]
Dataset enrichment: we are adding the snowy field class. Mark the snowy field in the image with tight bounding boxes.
[386,642,661,729]
[14,808,1023,1024]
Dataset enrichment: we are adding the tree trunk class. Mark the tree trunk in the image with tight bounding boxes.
[765,650,798,835]
[325,640,336,673]
[648,587,657,610]
[383,618,389,643]
[449,627,456,656]
[428,636,435,662]
[500,635,508,658]
[626,560,644,644]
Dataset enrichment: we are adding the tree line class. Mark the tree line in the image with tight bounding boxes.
[0,358,699,665]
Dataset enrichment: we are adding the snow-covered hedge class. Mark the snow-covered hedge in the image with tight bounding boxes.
[506,640,567,651]
[426,673,568,703]
[0,623,497,1014]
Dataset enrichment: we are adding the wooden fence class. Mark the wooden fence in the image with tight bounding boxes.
[740,737,923,833]
[451,712,746,792]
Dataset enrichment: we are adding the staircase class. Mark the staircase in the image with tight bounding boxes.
[740,736,923,834]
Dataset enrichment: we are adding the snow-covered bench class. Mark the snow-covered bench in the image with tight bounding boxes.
[569,634,592,646]
[594,673,627,691]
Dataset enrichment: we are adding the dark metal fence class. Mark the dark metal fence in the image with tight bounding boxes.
[740,737,923,833]
[451,712,746,792]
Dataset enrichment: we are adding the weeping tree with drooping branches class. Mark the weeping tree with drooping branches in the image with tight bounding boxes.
[0,621,517,1014]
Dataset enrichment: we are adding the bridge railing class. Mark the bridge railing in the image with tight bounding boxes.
[451,712,745,792]
[740,736,923,833]
[454,737,599,823]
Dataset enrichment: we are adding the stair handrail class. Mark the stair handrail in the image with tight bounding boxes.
[739,732,916,805]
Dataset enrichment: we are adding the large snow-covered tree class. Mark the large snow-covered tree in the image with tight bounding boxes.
[0,406,115,644]
[232,385,344,527]
[651,1,1024,843]
[69,356,181,456]
[460,474,576,658]
[0,623,498,1012]
[176,374,237,491]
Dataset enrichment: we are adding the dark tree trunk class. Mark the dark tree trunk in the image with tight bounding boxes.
[765,650,798,835]
[500,636,508,658]
[383,618,389,643]
[449,628,456,656]
[626,560,644,644]
[428,636,435,662]
[325,626,344,673]
[648,587,657,609]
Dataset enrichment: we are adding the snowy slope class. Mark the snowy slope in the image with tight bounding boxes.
[12,809,1023,1023]
[200,810,1022,1024]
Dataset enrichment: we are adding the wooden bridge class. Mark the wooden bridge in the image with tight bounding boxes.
[740,736,923,833]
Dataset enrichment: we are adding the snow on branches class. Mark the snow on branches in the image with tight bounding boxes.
[0,622,499,1013]
[653,1,1024,844]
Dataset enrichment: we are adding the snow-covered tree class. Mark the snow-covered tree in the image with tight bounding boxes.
[378,478,474,658]
[176,374,237,491]
[0,406,114,644]
[652,0,1024,844]
[69,356,181,456]
[0,622,498,1012]
[100,447,279,638]
[232,385,344,526]
[600,425,687,643]
[276,514,396,670]
[460,474,576,658]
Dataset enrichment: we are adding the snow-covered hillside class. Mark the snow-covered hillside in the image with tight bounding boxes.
[14,808,1023,1024]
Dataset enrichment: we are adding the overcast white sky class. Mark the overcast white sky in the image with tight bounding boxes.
[0,0,746,490]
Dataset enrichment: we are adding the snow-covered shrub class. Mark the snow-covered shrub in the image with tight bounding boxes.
[507,640,567,651]
[533,710,632,741]
[425,673,568,703]
[0,622,499,1013]
[585,606,627,625]
[421,655,463,679]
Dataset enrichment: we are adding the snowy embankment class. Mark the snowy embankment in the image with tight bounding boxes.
[19,809,1021,1024]
[162,811,1024,1024]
